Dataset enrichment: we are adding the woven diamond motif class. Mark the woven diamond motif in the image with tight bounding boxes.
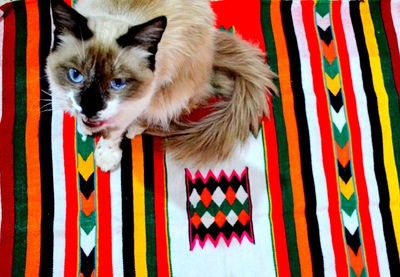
[191,212,202,229]
[200,187,212,208]
[190,190,201,208]
[236,186,248,204]
[225,187,236,205]
[226,210,238,226]
[185,168,255,250]
[201,212,214,228]
[212,187,225,207]
[215,211,227,228]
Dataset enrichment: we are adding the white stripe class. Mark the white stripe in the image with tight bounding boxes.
[291,2,336,276]
[51,100,66,276]
[341,2,390,275]
[391,0,400,54]
[110,168,124,277]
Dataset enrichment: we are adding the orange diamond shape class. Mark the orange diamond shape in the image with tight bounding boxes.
[214,211,227,228]
[225,186,236,205]
[200,187,212,208]
[191,212,202,229]
[238,210,250,225]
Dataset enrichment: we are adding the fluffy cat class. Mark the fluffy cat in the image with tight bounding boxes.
[46,0,277,172]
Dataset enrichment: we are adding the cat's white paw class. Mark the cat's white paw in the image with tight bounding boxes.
[126,124,145,139]
[95,138,122,172]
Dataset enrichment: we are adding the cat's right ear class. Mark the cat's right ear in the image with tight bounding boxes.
[50,0,93,44]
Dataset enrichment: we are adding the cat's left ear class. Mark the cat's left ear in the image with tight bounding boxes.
[117,16,167,70]
[50,0,93,44]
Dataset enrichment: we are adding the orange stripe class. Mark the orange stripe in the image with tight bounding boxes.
[270,2,313,276]
[25,2,42,276]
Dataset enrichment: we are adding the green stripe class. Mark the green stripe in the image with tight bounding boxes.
[261,1,300,276]
[12,2,28,277]
[369,1,400,186]
[143,136,157,276]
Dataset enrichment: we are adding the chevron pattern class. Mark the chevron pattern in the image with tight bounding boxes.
[77,133,96,277]
[315,3,366,276]
[186,168,254,250]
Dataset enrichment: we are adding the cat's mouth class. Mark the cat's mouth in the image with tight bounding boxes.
[83,119,107,128]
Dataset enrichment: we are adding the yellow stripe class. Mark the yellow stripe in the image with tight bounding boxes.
[132,136,148,276]
[360,0,400,257]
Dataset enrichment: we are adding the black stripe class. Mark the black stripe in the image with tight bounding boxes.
[38,1,55,276]
[120,137,135,277]
[280,2,325,275]
[350,2,400,273]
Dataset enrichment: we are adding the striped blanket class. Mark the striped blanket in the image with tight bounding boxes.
[1,0,399,276]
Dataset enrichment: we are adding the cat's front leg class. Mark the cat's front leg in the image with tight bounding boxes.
[95,130,124,172]
[126,123,146,139]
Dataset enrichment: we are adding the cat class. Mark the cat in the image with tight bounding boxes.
[46,0,277,172]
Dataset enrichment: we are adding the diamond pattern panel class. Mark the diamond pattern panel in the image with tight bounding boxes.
[186,168,255,250]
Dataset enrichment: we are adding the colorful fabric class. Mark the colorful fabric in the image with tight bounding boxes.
[1,0,399,276]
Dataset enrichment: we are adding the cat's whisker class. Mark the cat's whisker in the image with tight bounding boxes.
[40,102,53,109]
[40,108,54,113]
[41,89,53,97]
[40,74,49,80]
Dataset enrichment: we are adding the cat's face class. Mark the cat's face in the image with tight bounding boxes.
[46,0,166,130]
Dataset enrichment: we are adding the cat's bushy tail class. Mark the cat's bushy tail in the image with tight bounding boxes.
[166,30,277,164]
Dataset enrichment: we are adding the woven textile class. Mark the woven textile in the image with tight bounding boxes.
[1,0,400,276]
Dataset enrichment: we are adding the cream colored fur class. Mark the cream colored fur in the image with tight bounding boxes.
[46,0,276,171]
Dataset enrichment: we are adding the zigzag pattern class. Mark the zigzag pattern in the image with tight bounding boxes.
[77,133,96,277]
[186,168,254,250]
[315,4,366,275]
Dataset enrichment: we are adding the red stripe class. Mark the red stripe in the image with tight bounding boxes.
[153,138,170,276]
[331,2,380,275]
[381,0,400,99]
[63,114,79,276]
[97,165,112,276]
[0,5,16,276]
[301,2,349,276]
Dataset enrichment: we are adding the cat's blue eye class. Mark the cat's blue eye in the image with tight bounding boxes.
[68,68,84,83]
[110,79,127,90]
